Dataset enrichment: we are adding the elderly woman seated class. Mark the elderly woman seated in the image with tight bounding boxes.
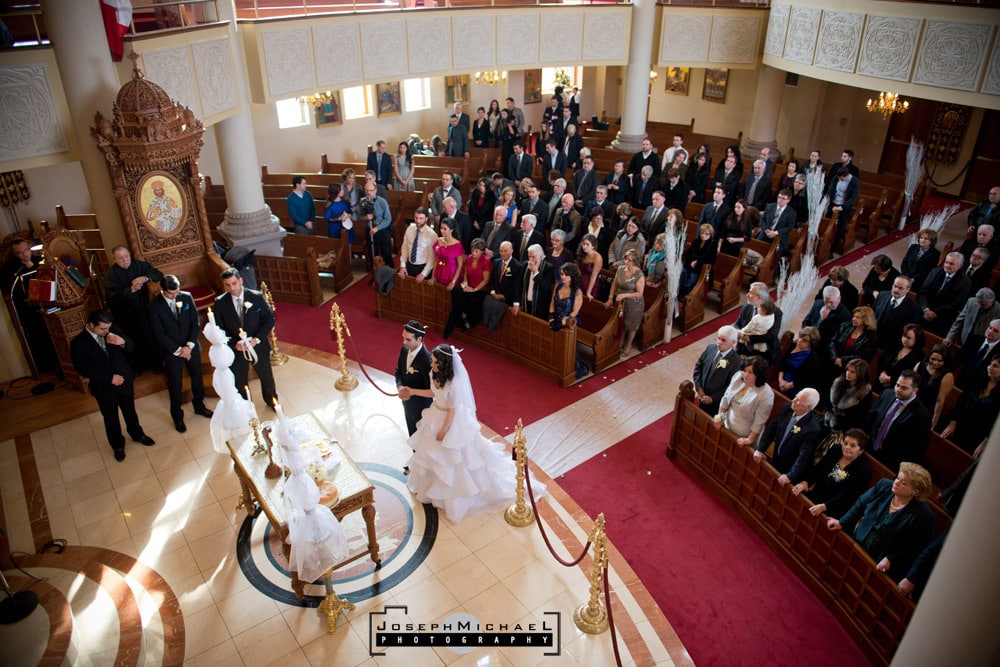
[778,327,822,398]
[714,356,775,448]
[826,462,935,581]
[793,428,872,517]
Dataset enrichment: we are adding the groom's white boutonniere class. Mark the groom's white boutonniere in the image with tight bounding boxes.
[717,358,728,369]
[243,300,252,311]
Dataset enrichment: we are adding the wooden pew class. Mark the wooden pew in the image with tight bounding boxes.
[677,264,711,331]
[255,247,323,307]
[816,217,835,264]
[376,275,577,387]
[576,297,620,372]
[281,233,352,294]
[712,248,746,312]
[668,383,928,666]
[743,236,779,287]
[640,280,668,347]
[841,197,867,254]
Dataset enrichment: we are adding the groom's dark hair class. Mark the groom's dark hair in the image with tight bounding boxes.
[404,320,426,338]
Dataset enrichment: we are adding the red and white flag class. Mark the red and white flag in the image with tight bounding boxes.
[99,0,132,61]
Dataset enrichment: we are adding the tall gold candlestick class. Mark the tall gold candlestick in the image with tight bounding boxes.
[505,419,535,526]
[329,302,358,391]
[260,281,289,366]
[574,513,610,634]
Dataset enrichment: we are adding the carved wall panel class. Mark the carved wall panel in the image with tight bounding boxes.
[407,17,451,73]
[0,63,69,162]
[583,13,626,63]
[313,24,362,86]
[360,20,408,80]
[814,10,863,73]
[983,32,1000,96]
[540,13,582,63]
[497,14,539,66]
[452,16,495,70]
[261,28,315,96]
[857,15,921,82]
[913,21,992,92]
[783,6,820,65]
[143,46,201,118]
[709,15,760,65]
[192,38,239,118]
[764,3,789,58]
[660,14,711,63]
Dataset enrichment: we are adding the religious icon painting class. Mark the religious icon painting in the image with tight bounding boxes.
[702,68,729,103]
[376,82,402,118]
[315,91,343,128]
[665,67,690,95]
[136,171,186,236]
[444,75,470,107]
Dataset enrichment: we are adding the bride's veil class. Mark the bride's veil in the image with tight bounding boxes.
[448,346,478,417]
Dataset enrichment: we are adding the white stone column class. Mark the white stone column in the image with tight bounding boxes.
[214,0,284,256]
[42,0,125,250]
[891,423,1000,665]
[610,0,656,152]
[742,65,786,159]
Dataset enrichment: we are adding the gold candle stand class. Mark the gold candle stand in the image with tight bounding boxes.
[260,282,289,366]
[318,571,355,633]
[329,302,358,391]
[505,419,535,526]
[574,513,610,634]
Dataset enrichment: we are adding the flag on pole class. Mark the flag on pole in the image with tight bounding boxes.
[100,0,132,62]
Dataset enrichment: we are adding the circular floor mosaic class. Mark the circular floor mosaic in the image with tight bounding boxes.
[237,462,438,607]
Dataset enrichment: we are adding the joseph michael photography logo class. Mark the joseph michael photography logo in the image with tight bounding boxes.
[369,606,561,656]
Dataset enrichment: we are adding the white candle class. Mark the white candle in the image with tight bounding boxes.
[207,307,216,326]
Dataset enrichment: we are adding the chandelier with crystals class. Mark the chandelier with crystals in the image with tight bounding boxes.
[475,70,507,86]
[866,91,909,120]
[298,90,334,106]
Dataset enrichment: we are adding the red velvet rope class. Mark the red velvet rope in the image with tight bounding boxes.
[336,324,399,397]
[524,461,591,567]
[603,565,624,667]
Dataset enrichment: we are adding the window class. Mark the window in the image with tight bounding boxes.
[403,78,431,112]
[343,85,374,120]
[276,97,309,129]
[541,66,582,97]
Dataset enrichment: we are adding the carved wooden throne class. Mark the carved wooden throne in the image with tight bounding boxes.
[91,52,226,308]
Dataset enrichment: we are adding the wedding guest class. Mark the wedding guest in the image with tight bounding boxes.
[715,356,774,447]
[793,428,871,518]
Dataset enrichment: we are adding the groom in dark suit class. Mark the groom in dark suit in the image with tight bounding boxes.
[754,388,823,486]
[214,267,277,407]
[150,275,213,433]
[71,309,154,461]
[396,320,433,475]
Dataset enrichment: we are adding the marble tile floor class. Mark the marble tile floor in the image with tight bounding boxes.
[0,349,689,667]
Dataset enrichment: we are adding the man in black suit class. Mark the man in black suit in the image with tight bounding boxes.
[445,114,469,158]
[867,370,931,472]
[71,309,154,462]
[550,194,582,252]
[514,244,553,318]
[741,160,771,211]
[959,224,999,273]
[628,138,660,184]
[955,318,1000,389]
[716,155,742,208]
[754,388,822,486]
[825,166,860,254]
[802,285,851,355]
[917,252,972,336]
[641,191,669,239]
[481,205,514,260]
[451,102,470,132]
[571,155,599,212]
[964,247,993,292]
[757,189,797,256]
[521,182,550,236]
[490,241,521,304]
[149,275,213,433]
[966,185,1000,233]
[510,214,544,263]
[551,105,577,148]
[539,140,567,178]
[561,122,584,170]
[395,320,433,438]
[692,325,742,416]
[366,140,393,189]
[873,276,923,351]
[699,186,731,233]
[442,197,473,255]
[632,165,655,210]
[214,267,278,407]
[661,168,687,215]
[507,142,533,186]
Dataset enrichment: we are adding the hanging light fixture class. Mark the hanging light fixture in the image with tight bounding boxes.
[297,90,334,106]
[474,71,507,86]
[866,91,909,120]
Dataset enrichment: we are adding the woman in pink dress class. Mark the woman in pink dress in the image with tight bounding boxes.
[431,219,465,289]
[576,233,604,301]
[445,238,492,338]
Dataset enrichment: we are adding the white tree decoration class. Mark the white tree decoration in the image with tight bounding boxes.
[662,221,684,342]
[900,138,925,230]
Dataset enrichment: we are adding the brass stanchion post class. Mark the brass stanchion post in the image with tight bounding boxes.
[505,418,535,526]
[574,513,610,634]
[317,570,355,633]
[260,282,289,366]
[329,303,358,391]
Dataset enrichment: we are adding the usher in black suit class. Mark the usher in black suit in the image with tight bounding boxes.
[213,287,278,405]
[149,291,208,424]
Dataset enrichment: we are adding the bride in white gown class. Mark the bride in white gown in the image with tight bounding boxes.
[400,344,545,523]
